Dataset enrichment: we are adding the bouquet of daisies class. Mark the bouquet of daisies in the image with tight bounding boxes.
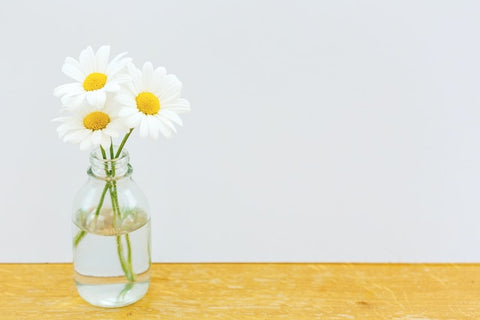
[54,45,190,148]
[53,46,190,284]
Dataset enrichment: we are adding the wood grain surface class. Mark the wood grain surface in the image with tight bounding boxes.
[0,263,479,319]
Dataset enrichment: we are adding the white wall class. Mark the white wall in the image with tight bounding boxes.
[1,0,479,262]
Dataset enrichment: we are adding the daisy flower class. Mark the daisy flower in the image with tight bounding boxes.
[54,45,131,108]
[117,62,190,139]
[54,100,127,150]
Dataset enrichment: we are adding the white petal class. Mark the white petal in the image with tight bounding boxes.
[51,116,69,123]
[86,90,106,107]
[158,119,173,138]
[162,98,190,114]
[161,89,182,104]
[142,62,154,91]
[132,77,144,94]
[152,66,167,93]
[147,117,161,139]
[111,74,132,84]
[124,80,137,94]
[107,61,131,77]
[119,107,137,117]
[102,126,119,138]
[103,81,121,93]
[79,135,92,150]
[56,123,72,137]
[62,94,85,109]
[159,110,183,126]
[160,117,177,133]
[116,94,136,108]
[126,62,142,79]
[62,57,85,82]
[54,83,84,97]
[139,118,149,138]
[106,52,131,76]
[64,129,90,143]
[125,112,142,128]
[153,66,167,83]
[109,51,128,65]
[95,45,110,72]
[79,46,95,74]
[105,120,125,134]
[91,130,103,145]
[158,74,182,101]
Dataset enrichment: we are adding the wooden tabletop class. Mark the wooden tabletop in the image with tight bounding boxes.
[0,263,478,319]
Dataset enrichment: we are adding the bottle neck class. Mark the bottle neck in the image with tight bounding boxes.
[88,149,132,180]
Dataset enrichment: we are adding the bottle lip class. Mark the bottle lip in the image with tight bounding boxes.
[89,147,131,179]
[89,147,129,163]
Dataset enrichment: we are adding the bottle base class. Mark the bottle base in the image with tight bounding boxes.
[76,280,150,308]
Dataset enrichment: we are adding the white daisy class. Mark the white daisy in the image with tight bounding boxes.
[54,100,127,150]
[117,62,190,139]
[53,45,131,109]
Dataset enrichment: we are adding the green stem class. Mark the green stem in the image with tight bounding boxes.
[116,235,134,281]
[73,230,86,247]
[108,139,121,220]
[107,140,136,283]
[108,186,119,224]
[111,135,135,280]
[74,131,137,282]
[100,146,110,175]
[94,184,109,217]
[126,234,133,270]
[118,130,136,280]
[115,128,133,158]
[100,145,107,159]
[109,141,121,217]
[109,142,116,174]
[73,152,110,248]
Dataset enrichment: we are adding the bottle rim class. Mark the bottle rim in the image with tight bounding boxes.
[88,147,131,179]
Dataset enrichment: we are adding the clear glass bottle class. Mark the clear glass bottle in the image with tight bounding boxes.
[72,149,151,308]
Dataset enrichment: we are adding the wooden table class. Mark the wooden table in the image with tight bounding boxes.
[0,263,478,319]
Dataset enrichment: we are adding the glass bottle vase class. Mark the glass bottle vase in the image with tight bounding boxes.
[72,149,151,307]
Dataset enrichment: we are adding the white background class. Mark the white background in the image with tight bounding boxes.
[0,0,479,262]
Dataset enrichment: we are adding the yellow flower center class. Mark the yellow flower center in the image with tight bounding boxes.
[83,111,110,131]
[83,72,107,91]
[136,92,160,115]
